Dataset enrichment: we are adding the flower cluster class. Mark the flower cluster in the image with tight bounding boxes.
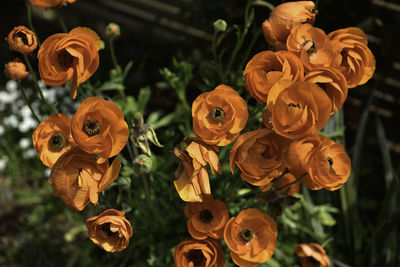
[5,2,133,253]
[173,1,375,265]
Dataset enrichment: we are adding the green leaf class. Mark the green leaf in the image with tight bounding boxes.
[151,112,176,129]
[137,86,151,112]
[123,60,134,79]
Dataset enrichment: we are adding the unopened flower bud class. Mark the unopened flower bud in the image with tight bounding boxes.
[7,25,37,54]
[133,154,153,174]
[5,58,29,80]
[213,19,227,32]
[131,112,163,156]
[106,23,121,38]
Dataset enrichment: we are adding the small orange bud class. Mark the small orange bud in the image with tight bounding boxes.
[5,58,29,80]
[7,26,37,54]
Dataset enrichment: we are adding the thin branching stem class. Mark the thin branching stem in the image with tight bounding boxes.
[23,54,57,114]
[55,8,68,33]
[18,80,41,123]
[275,172,307,192]
[25,0,41,46]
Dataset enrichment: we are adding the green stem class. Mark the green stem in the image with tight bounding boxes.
[18,81,41,123]
[212,31,224,81]
[274,172,307,192]
[25,0,41,46]
[55,8,68,33]
[238,29,261,71]
[23,54,57,114]
[109,38,119,69]
[223,0,251,81]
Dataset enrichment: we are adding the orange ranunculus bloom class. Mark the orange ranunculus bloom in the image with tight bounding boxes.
[260,173,301,196]
[49,147,121,211]
[230,128,289,187]
[192,84,248,146]
[267,80,331,140]
[7,26,37,54]
[184,196,229,240]
[174,138,222,202]
[28,0,76,8]
[224,208,277,266]
[285,134,320,178]
[5,58,29,81]
[305,67,348,114]
[244,51,304,104]
[71,97,129,164]
[295,243,331,267]
[287,24,340,71]
[32,113,76,168]
[86,209,133,253]
[286,134,351,191]
[38,27,101,99]
[174,238,225,267]
[328,27,375,88]
[306,135,351,190]
[262,1,316,50]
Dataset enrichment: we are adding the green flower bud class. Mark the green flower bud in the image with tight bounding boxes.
[213,19,227,32]
[133,154,153,174]
[106,22,121,38]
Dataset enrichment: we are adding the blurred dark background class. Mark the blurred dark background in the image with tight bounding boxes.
[1,0,400,266]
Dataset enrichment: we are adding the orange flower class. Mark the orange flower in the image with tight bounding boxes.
[71,97,129,164]
[230,129,288,186]
[5,58,29,80]
[243,51,304,103]
[328,27,375,88]
[7,26,37,54]
[306,135,351,190]
[285,134,351,191]
[262,1,316,50]
[267,80,331,140]
[295,243,331,267]
[224,208,277,266]
[174,238,225,267]
[48,147,121,211]
[86,209,133,253]
[32,113,76,168]
[287,24,340,71]
[184,196,229,240]
[192,84,248,146]
[174,138,222,202]
[28,0,76,8]
[305,67,348,114]
[38,27,101,99]
[260,173,301,195]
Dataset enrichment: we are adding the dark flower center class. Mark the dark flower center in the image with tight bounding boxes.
[15,32,29,45]
[316,82,327,91]
[288,103,301,108]
[101,223,115,237]
[306,256,320,265]
[57,49,74,70]
[210,107,225,122]
[83,119,100,136]
[327,156,333,166]
[240,227,254,242]
[199,209,214,223]
[185,249,206,266]
[49,133,67,150]
[303,40,317,54]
